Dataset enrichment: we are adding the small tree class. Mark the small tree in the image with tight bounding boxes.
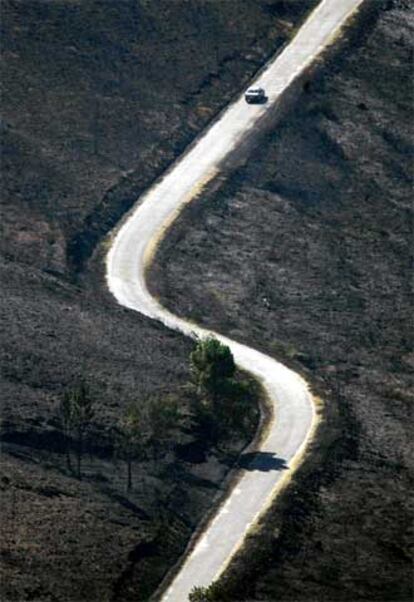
[69,380,95,479]
[217,378,257,436]
[190,337,235,403]
[189,587,210,602]
[58,381,94,478]
[116,405,150,491]
[116,395,182,490]
[146,394,181,458]
[189,584,219,601]
[190,338,258,440]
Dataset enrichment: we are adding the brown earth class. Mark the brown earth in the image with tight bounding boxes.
[149,1,414,600]
[0,1,318,600]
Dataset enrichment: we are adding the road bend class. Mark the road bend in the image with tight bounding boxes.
[106,0,364,599]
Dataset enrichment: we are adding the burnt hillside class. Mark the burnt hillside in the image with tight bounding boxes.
[150,1,414,600]
[0,1,317,600]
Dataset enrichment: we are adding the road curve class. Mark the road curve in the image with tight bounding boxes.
[106,1,363,599]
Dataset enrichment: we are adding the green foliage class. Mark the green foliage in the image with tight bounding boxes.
[217,378,257,436]
[71,381,95,440]
[116,405,150,459]
[116,404,150,491]
[190,337,257,440]
[190,336,235,401]
[116,394,182,490]
[189,585,213,601]
[189,583,223,601]
[146,394,182,454]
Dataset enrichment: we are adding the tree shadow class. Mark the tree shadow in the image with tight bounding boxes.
[237,452,288,472]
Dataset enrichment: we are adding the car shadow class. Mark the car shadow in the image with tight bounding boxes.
[237,451,288,472]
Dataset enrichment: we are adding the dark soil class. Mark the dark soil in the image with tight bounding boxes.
[149,1,414,600]
[1,0,317,275]
[0,1,319,600]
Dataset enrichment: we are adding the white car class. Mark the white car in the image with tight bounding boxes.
[244,86,266,104]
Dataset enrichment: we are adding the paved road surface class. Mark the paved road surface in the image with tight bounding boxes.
[106,1,363,599]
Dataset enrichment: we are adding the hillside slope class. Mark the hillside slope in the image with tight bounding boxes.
[0,1,317,600]
[150,1,413,600]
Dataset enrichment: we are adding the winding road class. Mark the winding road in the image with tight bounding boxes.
[106,1,364,599]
